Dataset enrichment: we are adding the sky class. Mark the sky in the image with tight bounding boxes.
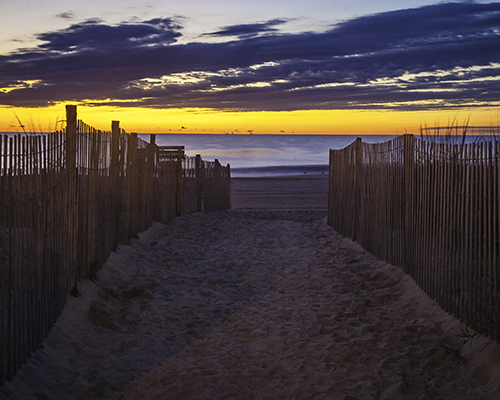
[1,0,499,134]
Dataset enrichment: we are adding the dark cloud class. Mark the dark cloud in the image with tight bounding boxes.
[206,18,290,38]
[35,17,181,53]
[56,11,75,20]
[1,2,500,111]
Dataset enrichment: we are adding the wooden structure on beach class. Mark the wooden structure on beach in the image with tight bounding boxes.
[329,134,500,344]
[0,106,231,384]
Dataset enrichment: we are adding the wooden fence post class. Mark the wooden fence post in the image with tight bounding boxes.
[226,163,231,210]
[328,149,333,226]
[403,134,415,273]
[147,134,157,227]
[65,106,77,175]
[195,154,202,212]
[65,105,78,286]
[353,137,363,242]
[111,121,120,248]
[215,159,221,211]
[129,133,138,236]
[176,148,183,216]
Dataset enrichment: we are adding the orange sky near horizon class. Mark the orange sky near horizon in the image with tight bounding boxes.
[1,104,497,136]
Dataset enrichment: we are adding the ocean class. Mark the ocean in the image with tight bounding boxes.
[141,134,397,177]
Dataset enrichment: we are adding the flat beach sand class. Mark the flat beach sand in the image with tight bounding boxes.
[3,176,500,399]
[231,174,329,210]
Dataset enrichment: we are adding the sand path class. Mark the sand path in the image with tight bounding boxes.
[3,210,500,400]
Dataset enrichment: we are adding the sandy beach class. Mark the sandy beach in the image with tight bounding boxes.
[231,175,329,210]
[2,177,500,400]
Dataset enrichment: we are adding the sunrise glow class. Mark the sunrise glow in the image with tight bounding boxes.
[2,103,497,136]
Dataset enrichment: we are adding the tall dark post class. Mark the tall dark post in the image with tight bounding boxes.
[65,105,78,286]
[226,163,231,210]
[148,134,156,168]
[65,105,77,172]
[403,134,415,274]
[147,134,157,226]
[195,154,202,212]
[328,149,333,226]
[111,121,120,188]
[176,148,183,216]
[353,137,363,242]
[128,133,138,237]
[111,121,120,247]
[66,105,77,122]
[215,159,221,211]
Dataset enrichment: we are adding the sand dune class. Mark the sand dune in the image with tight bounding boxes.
[2,210,500,400]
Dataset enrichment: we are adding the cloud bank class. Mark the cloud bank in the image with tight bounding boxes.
[1,2,500,111]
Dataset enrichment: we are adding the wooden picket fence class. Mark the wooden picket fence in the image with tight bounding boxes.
[0,106,230,384]
[328,134,500,343]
